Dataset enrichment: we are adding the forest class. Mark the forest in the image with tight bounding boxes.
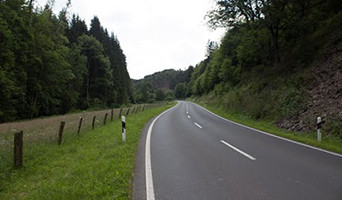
[0,0,131,123]
[189,0,341,95]
[184,0,342,134]
[132,67,193,103]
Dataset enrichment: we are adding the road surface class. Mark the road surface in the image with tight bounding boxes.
[133,101,342,200]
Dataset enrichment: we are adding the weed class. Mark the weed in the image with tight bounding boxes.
[0,103,175,199]
[192,99,342,154]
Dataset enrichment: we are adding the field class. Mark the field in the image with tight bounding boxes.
[0,103,172,199]
[0,105,152,155]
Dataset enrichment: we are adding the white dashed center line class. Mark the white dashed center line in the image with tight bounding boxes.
[194,122,202,129]
[220,140,256,161]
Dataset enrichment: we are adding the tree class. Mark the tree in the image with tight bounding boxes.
[155,89,165,101]
[66,14,88,45]
[90,16,131,105]
[60,44,87,113]
[165,91,175,101]
[206,0,337,63]
[77,34,112,108]
[174,83,187,99]
[0,0,28,121]
[0,0,132,122]
[24,4,74,118]
[206,40,219,57]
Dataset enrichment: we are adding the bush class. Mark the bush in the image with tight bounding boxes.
[278,87,306,117]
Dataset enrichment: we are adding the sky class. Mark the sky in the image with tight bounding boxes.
[36,0,226,80]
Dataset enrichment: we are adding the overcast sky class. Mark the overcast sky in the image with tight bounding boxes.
[36,0,225,79]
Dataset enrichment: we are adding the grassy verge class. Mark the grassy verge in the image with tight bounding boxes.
[192,100,342,155]
[0,102,175,199]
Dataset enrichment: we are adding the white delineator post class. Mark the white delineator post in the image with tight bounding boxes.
[122,116,126,142]
[317,116,322,142]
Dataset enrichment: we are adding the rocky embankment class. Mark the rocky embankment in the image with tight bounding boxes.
[278,46,342,136]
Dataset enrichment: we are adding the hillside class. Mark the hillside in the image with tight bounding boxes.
[278,46,342,133]
[131,68,193,103]
[185,2,342,138]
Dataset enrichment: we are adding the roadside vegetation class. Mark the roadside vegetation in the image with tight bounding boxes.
[191,97,342,154]
[0,103,175,199]
[184,1,342,136]
[134,1,342,141]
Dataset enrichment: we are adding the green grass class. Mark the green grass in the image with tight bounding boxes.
[192,100,342,155]
[0,103,176,199]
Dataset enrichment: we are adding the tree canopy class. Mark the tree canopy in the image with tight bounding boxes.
[0,0,131,122]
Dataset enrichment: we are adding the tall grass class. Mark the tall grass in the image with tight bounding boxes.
[0,102,175,199]
[191,98,342,154]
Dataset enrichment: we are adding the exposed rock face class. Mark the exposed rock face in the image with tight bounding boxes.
[278,47,342,132]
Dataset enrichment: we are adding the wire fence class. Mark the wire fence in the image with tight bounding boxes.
[0,103,165,168]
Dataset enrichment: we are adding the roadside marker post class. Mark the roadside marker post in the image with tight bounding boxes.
[122,116,126,142]
[317,116,322,142]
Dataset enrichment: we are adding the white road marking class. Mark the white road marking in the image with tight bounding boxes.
[220,140,256,161]
[190,102,342,158]
[188,115,191,119]
[145,103,178,200]
[194,122,202,129]
[186,111,188,114]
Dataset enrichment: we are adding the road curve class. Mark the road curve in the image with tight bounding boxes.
[133,101,342,200]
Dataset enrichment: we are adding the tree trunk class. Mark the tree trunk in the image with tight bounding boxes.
[86,61,90,104]
[86,72,89,103]
[30,91,38,119]
[268,26,280,63]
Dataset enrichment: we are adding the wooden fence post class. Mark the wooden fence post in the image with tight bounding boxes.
[58,121,65,146]
[92,116,96,130]
[104,113,108,125]
[14,131,23,169]
[111,109,114,121]
[132,107,136,114]
[77,117,83,135]
[119,108,123,119]
[126,108,130,116]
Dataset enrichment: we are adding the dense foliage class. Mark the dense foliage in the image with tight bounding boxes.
[132,68,193,103]
[172,0,342,137]
[186,0,342,122]
[190,0,342,95]
[0,0,131,122]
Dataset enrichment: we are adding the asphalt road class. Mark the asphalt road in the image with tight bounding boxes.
[133,101,342,200]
